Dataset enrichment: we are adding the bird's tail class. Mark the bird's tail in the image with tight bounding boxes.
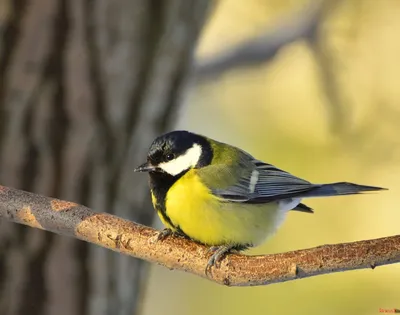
[304,182,387,198]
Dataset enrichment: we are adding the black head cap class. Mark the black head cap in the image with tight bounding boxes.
[147,130,213,168]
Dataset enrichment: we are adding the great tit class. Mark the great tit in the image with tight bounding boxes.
[135,130,386,269]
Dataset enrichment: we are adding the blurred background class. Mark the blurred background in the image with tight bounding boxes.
[0,1,399,315]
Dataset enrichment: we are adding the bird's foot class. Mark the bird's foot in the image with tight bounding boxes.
[205,245,235,275]
[156,228,174,241]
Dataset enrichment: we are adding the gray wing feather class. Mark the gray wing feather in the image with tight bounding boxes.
[203,150,384,203]
[212,158,320,203]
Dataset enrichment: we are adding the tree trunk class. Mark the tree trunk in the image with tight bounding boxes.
[0,1,210,315]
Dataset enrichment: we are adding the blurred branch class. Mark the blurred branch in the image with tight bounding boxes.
[194,0,348,134]
[195,0,328,79]
[307,0,348,134]
[1,184,398,287]
[309,39,347,134]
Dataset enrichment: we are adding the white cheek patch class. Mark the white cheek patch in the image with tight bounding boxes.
[159,144,202,176]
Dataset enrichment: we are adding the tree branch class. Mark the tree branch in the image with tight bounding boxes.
[0,184,398,287]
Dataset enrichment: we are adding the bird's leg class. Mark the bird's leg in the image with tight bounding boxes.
[205,244,250,275]
[157,227,189,241]
[205,245,236,274]
[157,228,174,241]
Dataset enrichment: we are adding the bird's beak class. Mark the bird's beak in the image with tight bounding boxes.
[134,161,157,172]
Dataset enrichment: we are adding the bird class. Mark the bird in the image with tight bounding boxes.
[134,130,386,271]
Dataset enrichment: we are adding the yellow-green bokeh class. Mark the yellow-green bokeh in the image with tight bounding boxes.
[143,1,400,314]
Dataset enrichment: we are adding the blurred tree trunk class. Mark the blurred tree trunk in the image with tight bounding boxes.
[0,1,210,315]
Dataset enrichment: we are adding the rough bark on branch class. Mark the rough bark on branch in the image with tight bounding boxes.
[1,184,398,287]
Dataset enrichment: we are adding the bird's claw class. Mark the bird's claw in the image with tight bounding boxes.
[157,228,173,241]
[206,246,219,255]
[205,245,234,275]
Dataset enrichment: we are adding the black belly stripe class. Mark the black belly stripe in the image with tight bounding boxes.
[149,171,187,232]
[156,208,176,229]
[155,200,186,237]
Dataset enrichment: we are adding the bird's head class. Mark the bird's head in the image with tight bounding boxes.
[134,130,213,176]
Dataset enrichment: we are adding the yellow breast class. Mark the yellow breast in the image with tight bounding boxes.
[164,169,285,246]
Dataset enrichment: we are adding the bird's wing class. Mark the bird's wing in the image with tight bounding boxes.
[196,153,320,203]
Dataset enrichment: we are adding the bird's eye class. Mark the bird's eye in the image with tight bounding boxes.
[166,153,175,161]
